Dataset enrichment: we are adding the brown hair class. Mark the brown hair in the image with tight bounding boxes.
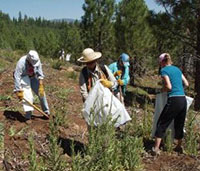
[162,53,172,65]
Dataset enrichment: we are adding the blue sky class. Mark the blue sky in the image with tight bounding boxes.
[0,0,164,20]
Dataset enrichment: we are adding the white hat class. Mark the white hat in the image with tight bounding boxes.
[27,50,40,66]
[77,48,102,63]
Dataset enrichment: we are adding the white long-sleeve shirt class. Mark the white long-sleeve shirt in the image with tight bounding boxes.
[14,55,44,91]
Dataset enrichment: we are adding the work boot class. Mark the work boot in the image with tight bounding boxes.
[24,111,32,120]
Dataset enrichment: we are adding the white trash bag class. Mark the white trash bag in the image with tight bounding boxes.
[152,92,194,138]
[83,80,131,127]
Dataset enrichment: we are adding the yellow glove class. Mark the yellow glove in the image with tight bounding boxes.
[114,70,122,77]
[100,79,113,88]
[117,79,124,86]
[16,91,24,100]
[39,83,45,97]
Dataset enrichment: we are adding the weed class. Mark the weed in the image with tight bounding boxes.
[52,60,62,70]
[28,133,39,171]
[185,111,199,156]
[46,113,67,171]
[8,126,16,137]
[0,95,11,101]
[65,71,78,80]
[0,123,4,161]
[163,129,173,153]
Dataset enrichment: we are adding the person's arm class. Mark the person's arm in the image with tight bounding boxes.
[121,66,130,86]
[79,71,89,102]
[182,74,189,87]
[36,62,44,80]
[162,75,172,92]
[14,60,23,92]
[105,65,118,89]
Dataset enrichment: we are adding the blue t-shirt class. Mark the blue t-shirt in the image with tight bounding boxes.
[160,65,185,97]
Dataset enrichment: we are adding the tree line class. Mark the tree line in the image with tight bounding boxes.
[0,0,200,110]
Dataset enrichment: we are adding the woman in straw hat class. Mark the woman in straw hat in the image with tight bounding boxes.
[78,48,117,102]
[152,53,189,155]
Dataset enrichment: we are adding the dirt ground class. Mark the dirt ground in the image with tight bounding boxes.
[0,63,200,171]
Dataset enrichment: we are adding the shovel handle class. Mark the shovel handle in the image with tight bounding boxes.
[23,98,49,118]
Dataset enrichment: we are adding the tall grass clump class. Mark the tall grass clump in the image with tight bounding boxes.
[163,129,173,152]
[71,102,144,171]
[52,60,62,70]
[185,111,199,156]
[0,122,4,162]
[120,131,144,170]
[46,113,68,171]
[28,133,40,171]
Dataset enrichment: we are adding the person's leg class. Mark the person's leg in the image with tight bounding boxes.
[30,77,50,115]
[154,97,176,150]
[174,97,187,152]
[154,137,162,151]
[24,111,32,120]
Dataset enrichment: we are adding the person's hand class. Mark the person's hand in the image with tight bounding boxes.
[16,91,24,100]
[114,70,122,77]
[100,79,113,88]
[39,83,45,97]
[117,79,124,86]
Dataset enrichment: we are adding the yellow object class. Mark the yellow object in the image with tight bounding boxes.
[114,70,122,77]
[23,97,49,119]
[100,79,113,88]
[16,91,24,100]
[39,83,45,97]
[117,79,124,86]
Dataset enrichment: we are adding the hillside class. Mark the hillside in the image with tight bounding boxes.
[0,53,200,170]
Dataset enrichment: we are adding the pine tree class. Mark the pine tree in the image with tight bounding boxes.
[115,0,155,74]
[155,0,200,110]
[81,0,116,60]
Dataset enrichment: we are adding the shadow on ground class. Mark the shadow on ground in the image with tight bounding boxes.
[3,110,26,122]
[58,137,85,156]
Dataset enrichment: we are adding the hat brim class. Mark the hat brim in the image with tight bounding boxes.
[77,52,102,63]
[32,60,40,67]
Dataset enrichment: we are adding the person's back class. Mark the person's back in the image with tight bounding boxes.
[161,65,184,97]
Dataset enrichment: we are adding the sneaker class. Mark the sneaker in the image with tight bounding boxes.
[174,146,183,154]
[151,147,161,156]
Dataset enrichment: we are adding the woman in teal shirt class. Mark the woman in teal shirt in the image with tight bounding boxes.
[153,53,189,155]
[109,53,130,103]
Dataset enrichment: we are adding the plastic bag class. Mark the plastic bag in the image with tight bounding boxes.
[152,93,193,138]
[83,80,131,127]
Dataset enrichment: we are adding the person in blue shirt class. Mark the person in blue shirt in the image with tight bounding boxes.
[109,53,130,104]
[153,53,189,155]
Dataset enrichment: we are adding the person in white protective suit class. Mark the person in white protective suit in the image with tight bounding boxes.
[13,50,50,121]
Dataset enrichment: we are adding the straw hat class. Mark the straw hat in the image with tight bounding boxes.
[27,50,40,66]
[77,48,102,63]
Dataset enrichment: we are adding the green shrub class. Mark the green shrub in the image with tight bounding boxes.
[52,60,62,70]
